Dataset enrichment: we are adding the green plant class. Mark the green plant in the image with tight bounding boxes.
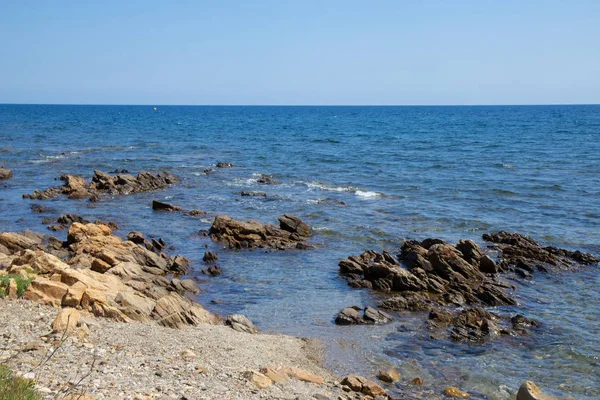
[0,364,42,400]
[0,274,34,298]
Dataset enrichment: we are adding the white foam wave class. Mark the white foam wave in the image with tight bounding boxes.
[355,190,382,198]
[302,181,355,193]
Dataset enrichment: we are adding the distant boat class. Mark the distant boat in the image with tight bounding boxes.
[153,107,157,111]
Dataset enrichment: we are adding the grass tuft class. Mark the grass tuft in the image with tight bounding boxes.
[0,364,42,400]
[0,274,34,298]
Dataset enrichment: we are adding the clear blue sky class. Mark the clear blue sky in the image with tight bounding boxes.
[1,0,599,105]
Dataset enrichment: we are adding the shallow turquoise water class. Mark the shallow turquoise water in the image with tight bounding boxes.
[1,105,599,398]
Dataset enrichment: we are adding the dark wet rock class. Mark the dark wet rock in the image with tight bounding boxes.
[315,198,347,206]
[479,255,498,274]
[30,204,54,214]
[24,170,178,201]
[203,169,215,175]
[47,214,91,231]
[335,306,392,325]
[112,169,129,174]
[240,191,267,197]
[95,220,119,231]
[202,265,222,276]
[483,231,599,274]
[511,314,541,332]
[378,292,436,312]
[456,239,484,266]
[209,214,312,250]
[278,214,311,237]
[216,162,234,168]
[187,209,206,216]
[152,200,182,212]
[256,174,280,184]
[126,231,168,255]
[428,308,453,327]
[450,307,499,342]
[203,251,219,263]
[340,242,516,310]
[226,314,258,334]
[0,167,12,180]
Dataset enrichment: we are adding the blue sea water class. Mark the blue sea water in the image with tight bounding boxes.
[1,104,599,399]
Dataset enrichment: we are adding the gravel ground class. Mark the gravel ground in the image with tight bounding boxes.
[0,299,353,400]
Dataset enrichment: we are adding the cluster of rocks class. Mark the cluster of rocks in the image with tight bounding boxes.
[0,167,12,180]
[428,306,541,342]
[201,251,222,276]
[339,239,515,310]
[0,222,217,329]
[338,233,598,343]
[23,169,178,201]
[209,213,313,250]
[484,231,599,277]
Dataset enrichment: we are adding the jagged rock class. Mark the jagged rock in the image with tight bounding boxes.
[0,232,39,253]
[6,223,217,328]
[335,306,392,325]
[152,200,182,211]
[226,314,259,334]
[168,255,189,275]
[187,209,206,216]
[516,381,556,400]
[340,241,516,312]
[203,251,219,263]
[209,214,312,250]
[47,214,91,231]
[278,214,311,237]
[0,167,12,180]
[24,170,178,201]
[30,204,53,213]
[479,255,498,274]
[483,231,599,273]
[315,198,347,206]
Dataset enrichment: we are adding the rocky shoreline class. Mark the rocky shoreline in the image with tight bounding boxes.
[1,166,593,399]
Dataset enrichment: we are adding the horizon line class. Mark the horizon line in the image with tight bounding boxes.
[1,102,599,107]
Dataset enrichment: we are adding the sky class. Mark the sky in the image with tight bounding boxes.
[1,1,599,105]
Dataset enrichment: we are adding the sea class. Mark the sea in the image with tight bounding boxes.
[1,104,599,399]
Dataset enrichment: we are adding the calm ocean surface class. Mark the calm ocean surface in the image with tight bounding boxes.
[1,105,599,399]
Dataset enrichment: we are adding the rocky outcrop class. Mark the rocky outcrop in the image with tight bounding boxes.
[483,231,598,275]
[0,167,12,180]
[23,170,177,201]
[3,223,217,329]
[209,214,312,250]
[216,162,234,168]
[339,240,516,311]
[335,306,392,325]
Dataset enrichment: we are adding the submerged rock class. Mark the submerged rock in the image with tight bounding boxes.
[335,306,392,325]
[23,170,178,201]
[517,381,557,400]
[0,167,13,180]
[256,174,280,184]
[216,162,234,168]
[209,214,312,250]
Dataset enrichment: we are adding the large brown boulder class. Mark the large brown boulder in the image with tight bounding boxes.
[209,214,312,250]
